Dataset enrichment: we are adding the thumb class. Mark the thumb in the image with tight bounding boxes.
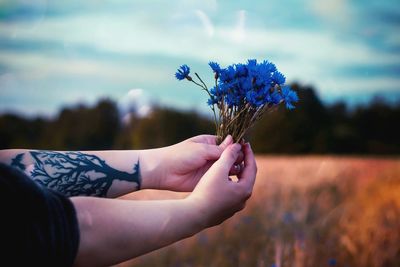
[203,135,233,160]
[219,135,233,150]
[213,143,241,173]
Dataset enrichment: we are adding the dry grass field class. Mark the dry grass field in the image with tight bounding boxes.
[119,156,400,267]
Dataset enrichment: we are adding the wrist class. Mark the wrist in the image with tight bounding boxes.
[138,148,165,190]
[181,197,208,232]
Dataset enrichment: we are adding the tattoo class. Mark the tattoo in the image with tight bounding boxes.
[11,153,26,171]
[28,151,140,197]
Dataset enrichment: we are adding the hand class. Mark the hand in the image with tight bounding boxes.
[152,135,244,191]
[187,142,257,228]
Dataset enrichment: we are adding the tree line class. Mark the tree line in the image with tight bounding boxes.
[1,83,399,154]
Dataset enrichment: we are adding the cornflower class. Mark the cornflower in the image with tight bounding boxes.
[175,59,299,144]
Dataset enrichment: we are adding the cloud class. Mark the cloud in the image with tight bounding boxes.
[2,7,398,68]
[176,0,217,13]
[195,10,214,37]
[0,0,399,116]
[0,50,171,84]
[322,77,400,95]
[230,10,246,43]
[126,88,143,99]
[118,88,152,118]
[137,104,151,117]
[310,0,350,26]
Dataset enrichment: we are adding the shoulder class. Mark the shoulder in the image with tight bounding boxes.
[0,163,80,267]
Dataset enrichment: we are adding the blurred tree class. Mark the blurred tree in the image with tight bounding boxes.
[353,97,400,154]
[250,84,330,154]
[326,102,362,154]
[39,99,120,150]
[0,114,46,149]
[128,107,214,149]
[0,85,399,154]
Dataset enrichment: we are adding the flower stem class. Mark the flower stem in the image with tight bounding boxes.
[195,73,208,90]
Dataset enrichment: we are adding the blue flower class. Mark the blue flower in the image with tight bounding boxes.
[283,211,295,224]
[272,71,286,85]
[246,90,263,107]
[209,86,223,101]
[238,76,253,94]
[257,61,275,79]
[225,93,236,106]
[328,258,337,266]
[246,59,258,77]
[219,65,235,82]
[209,86,218,96]
[270,90,282,104]
[175,64,190,80]
[175,59,297,111]
[234,63,248,77]
[254,74,267,87]
[207,97,218,106]
[209,62,221,74]
[281,86,298,109]
[216,82,230,95]
[261,60,277,73]
[247,59,257,67]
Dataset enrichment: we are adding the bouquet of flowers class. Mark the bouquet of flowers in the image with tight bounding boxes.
[175,59,298,144]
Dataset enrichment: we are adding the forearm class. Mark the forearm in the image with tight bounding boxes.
[71,196,202,267]
[0,149,163,197]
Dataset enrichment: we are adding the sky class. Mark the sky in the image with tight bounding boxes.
[0,0,399,117]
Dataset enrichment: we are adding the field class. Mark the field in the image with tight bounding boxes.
[119,156,400,267]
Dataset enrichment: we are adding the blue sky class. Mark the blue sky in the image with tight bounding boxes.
[0,0,399,117]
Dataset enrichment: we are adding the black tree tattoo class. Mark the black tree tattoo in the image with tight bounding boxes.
[11,153,25,171]
[27,151,140,197]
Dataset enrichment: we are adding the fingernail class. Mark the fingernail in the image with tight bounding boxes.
[233,143,241,152]
[222,135,232,145]
[247,142,251,150]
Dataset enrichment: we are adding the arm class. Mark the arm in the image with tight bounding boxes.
[0,149,143,197]
[72,143,257,267]
[0,135,238,197]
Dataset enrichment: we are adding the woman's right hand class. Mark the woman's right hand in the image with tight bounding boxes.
[187,142,257,228]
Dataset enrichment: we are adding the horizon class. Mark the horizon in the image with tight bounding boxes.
[2,84,399,121]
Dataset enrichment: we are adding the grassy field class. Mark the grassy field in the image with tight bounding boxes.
[119,156,400,267]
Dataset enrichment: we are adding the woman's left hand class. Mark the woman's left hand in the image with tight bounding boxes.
[142,135,244,191]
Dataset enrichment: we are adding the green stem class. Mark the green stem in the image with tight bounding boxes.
[195,73,208,90]
[211,106,218,137]
[190,80,206,90]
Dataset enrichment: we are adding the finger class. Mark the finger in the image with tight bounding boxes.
[203,144,224,160]
[213,143,241,173]
[237,143,257,187]
[190,135,218,145]
[218,135,233,150]
[202,135,233,160]
[235,150,244,165]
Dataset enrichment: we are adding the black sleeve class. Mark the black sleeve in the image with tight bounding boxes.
[0,163,80,267]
